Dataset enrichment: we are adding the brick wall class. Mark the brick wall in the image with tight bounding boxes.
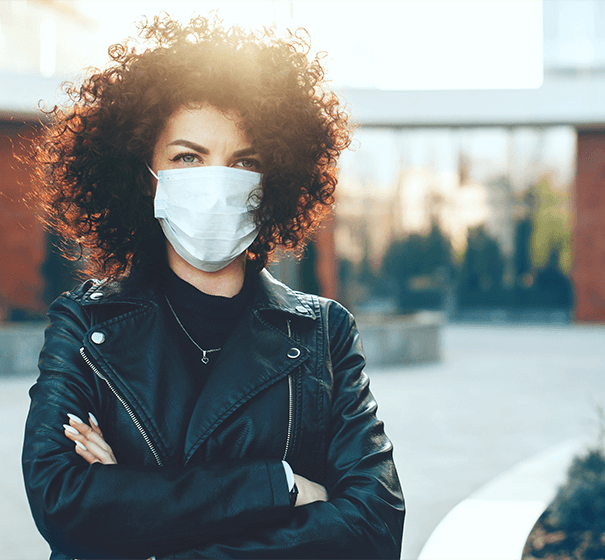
[0,120,46,321]
[574,130,605,322]
[314,216,338,301]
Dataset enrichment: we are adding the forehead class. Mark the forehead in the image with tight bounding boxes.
[158,104,249,145]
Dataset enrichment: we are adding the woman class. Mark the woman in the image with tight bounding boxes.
[22,15,404,560]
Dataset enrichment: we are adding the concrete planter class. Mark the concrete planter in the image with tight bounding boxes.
[0,323,46,376]
[356,312,442,367]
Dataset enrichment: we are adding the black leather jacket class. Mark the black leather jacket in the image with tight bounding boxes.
[22,269,404,559]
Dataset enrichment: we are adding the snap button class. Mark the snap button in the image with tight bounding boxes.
[90,292,104,301]
[295,305,308,314]
[287,348,301,359]
[91,332,106,344]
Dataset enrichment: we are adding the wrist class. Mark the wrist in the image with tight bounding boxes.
[282,461,298,506]
[289,481,299,506]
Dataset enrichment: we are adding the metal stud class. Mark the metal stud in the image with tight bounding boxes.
[287,348,301,359]
[295,305,308,314]
[91,332,106,345]
[90,292,104,301]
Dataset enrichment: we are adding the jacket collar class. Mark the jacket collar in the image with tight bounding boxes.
[80,268,316,321]
[252,269,316,320]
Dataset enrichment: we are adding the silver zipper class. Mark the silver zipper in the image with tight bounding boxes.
[79,347,163,466]
[283,320,294,461]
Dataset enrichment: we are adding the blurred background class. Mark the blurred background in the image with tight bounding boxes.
[0,0,603,323]
[0,0,605,322]
[1,1,605,560]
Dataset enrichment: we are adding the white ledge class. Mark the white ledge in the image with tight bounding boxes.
[418,439,586,560]
[341,76,605,128]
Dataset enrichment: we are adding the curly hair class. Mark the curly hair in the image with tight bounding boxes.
[30,14,351,278]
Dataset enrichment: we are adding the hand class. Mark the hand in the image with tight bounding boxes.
[63,417,151,557]
[293,474,328,507]
[63,412,118,465]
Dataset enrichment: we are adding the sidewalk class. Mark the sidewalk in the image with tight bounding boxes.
[1,374,49,559]
[1,323,604,559]
[368,323,605,559]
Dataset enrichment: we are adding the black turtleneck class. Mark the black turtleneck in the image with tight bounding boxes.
[160,266,254,394]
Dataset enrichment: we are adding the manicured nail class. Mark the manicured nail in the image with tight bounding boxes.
[75,441,87,451]
[88,412,99,427]
[67,413,84,424]
[63,424,78,435]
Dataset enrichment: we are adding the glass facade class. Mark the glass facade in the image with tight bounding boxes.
[336,126,576,317]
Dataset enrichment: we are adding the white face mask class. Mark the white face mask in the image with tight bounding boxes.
[150,165,262,272]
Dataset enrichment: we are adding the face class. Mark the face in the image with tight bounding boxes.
[150,104,261,284]
[151,104,262,178]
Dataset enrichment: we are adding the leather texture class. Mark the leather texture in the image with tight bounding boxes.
[22,269,404,559]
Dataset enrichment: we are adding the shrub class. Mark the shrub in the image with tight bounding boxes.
[549,448,605,534]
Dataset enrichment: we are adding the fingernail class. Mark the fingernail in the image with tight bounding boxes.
[88,412,99,427]
[63,424,79,435]
[67,413,84,424]
[75,441,87,451]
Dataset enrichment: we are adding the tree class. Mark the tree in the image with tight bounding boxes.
[530,177,572,274]
[381,223,453,312]
[458,225,506,308]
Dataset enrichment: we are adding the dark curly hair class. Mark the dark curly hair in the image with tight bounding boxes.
[30,14,351,278]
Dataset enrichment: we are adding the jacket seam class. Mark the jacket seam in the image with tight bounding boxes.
[83,305,151,331]
[313,295,327,472]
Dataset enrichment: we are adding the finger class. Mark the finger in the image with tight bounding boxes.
[88,412,103,437]
[72,428,115,463]
[64,422,117,464]
[64,427,100,464]
[79,439,116,464]
[67,411,103,437]
[65,427,116,464]
[64,425,106,461]
[69,417,113,453]
[74,439,100,465]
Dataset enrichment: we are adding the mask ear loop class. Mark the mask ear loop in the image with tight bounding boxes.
[146,163,159,180]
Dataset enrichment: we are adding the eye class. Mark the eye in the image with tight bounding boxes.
[234,159,261,172]
[181,154,196,164]
[170,153,200,165]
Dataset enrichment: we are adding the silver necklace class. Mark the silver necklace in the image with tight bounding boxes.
[165,296,221,364]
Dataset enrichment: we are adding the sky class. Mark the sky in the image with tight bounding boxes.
[78,0,544,91]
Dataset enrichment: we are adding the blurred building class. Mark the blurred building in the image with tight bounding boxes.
[338,0,605,322]
[0,0,98,320]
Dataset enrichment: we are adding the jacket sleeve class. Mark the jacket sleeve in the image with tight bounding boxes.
[22,295,291,560]
[167,303,405,559]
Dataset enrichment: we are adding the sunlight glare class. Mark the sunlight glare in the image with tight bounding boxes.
[78,0,543,91]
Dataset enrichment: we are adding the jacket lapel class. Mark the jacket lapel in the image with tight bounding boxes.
[183,302,309,464]
[83,302,199,465]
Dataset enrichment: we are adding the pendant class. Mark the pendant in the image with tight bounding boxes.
[201,351,210,365]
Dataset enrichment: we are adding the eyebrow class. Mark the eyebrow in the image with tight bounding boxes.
[167,140,257,158]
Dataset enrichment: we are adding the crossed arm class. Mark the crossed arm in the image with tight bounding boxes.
[62,413,328,507]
